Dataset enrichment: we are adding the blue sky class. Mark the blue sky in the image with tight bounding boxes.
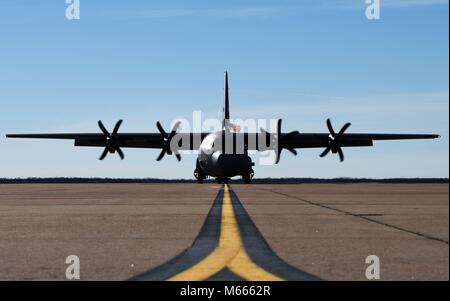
[0,0,448,178]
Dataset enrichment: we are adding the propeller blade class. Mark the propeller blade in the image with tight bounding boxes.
[273,119,283,164]
[171,121,181,134]
[320,146,332,157]
[275,148,282,164]
[98,120,110,137]
[166,146,173,155]
[326,118,335,136]
[112,119,123,136]
[156,149,165,161]
[168,121,181,144]
[337,122,351,138]
[337,147,345,162]
[287,147,297,156]
[156,121,167,137]
[116,147,125,160]
[277,119,282,137]
[175,153,182,162]
[99,147,109,160]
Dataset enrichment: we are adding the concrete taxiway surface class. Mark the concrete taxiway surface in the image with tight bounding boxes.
[0,183,448,280]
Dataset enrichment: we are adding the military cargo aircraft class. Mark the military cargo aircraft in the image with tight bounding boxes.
[6,72,439,183]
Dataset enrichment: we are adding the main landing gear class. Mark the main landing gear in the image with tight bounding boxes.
[242,170,254,184]
[194,159,206,184]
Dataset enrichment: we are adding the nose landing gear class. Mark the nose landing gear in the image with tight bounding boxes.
[215,177,229,184]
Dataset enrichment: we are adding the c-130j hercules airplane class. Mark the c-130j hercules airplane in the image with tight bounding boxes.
[7,72,439,183]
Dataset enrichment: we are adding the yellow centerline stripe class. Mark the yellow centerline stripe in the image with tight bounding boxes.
[168,185,283,281]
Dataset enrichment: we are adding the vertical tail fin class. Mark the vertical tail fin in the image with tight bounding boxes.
[223,71,230,129]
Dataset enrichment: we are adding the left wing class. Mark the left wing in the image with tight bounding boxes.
[277,119,439,162]
[281,133,440,149]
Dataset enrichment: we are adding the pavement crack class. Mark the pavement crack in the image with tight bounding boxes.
[256,187,449,245]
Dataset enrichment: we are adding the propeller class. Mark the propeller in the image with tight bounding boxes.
[261,119,299,164]
[156,121,182,161]
[320,118,351,162]
[98,120,125,160]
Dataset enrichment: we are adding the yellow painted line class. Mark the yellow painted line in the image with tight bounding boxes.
[168,185,283,281]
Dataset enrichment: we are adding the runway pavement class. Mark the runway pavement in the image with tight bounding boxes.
[132,185,319,281]
[0,183,448,280]
[233,183,449,280]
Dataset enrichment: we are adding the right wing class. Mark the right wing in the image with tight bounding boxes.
[7,118,210,161]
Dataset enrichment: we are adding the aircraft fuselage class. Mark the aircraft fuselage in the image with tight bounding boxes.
[195,131,254,182]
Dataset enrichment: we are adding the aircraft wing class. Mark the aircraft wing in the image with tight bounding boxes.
[265,118,440,162]
[278,131,439,162]
[281,133,440,149]
[5,133,205,149]
[6,118,440,163]
[6,120,209,161]
[7,132,438,150]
